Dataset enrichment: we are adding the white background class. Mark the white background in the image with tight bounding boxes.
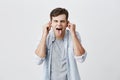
[0,0,120,80]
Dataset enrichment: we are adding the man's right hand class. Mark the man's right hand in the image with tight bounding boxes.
[42,22,52,37]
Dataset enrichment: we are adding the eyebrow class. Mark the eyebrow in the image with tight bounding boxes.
[53,20,66,22]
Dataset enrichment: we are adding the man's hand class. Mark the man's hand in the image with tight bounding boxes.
[67,22,76,34]
[42,22,52,37]
[68,22,85,56]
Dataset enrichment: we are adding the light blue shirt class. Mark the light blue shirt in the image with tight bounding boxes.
[34,30,87,80]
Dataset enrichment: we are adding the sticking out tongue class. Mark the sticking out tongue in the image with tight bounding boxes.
[58,30,62,35]
[56,28,62,35]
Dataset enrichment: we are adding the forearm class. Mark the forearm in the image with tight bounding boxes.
[35,35,47,58]
[71,32,85,56]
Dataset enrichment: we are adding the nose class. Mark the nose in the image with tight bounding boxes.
[57,22,61,26]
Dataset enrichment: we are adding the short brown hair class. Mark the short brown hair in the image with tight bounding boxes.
[50,7,69,21]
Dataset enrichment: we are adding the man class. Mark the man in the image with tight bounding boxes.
[34,7,87,80]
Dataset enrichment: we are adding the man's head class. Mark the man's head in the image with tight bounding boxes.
[50,7,69,39]
[50,7,69,21]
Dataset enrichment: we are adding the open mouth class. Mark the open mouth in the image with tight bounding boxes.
[56,28,62,30]
[56,28,62,35]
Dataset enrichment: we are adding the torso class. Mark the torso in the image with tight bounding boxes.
[50,39,68,80]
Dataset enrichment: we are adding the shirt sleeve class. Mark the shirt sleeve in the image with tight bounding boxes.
[34,54,45,65]
[74,51,87,63]
[74,31,87,63]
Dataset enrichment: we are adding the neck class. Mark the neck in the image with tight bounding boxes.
[56,37,64,40]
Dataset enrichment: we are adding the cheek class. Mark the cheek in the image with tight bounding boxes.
[62,25,67,30]
[64,24,68,27]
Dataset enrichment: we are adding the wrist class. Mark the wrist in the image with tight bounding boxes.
[42,32,48,38]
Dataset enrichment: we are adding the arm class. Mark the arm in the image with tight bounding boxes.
[34,22,51,64]
[68,22,87,62]
[71,31,85,56]
[68,23,85,56]
[35,34,47,58]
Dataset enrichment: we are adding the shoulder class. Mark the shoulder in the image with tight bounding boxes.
[67,30,81,42]
[66,29,81,38]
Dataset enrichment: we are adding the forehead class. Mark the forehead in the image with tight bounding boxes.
[52,14,66,20]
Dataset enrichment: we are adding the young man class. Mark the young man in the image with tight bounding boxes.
[34,7,87,80]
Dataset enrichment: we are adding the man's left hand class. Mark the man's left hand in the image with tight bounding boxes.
[67,22,76,34]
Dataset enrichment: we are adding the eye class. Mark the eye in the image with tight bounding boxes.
[54,20,58,22]
[61,20,65,23]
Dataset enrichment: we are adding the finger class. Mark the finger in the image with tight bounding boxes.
[47,26,51,31]
[47,22,51,30]
[67,24,70,29]
[67,21,70,24]
[48,21,52,28]
[48,21,51,25]
[68,23,71,27]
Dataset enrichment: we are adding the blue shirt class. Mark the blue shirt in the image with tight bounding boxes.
[34,30,87,80]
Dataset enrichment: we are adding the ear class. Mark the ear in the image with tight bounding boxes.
[67,21,70,27]
[67,21,69,24]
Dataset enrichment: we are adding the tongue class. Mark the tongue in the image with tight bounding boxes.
[58,30,62,35]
